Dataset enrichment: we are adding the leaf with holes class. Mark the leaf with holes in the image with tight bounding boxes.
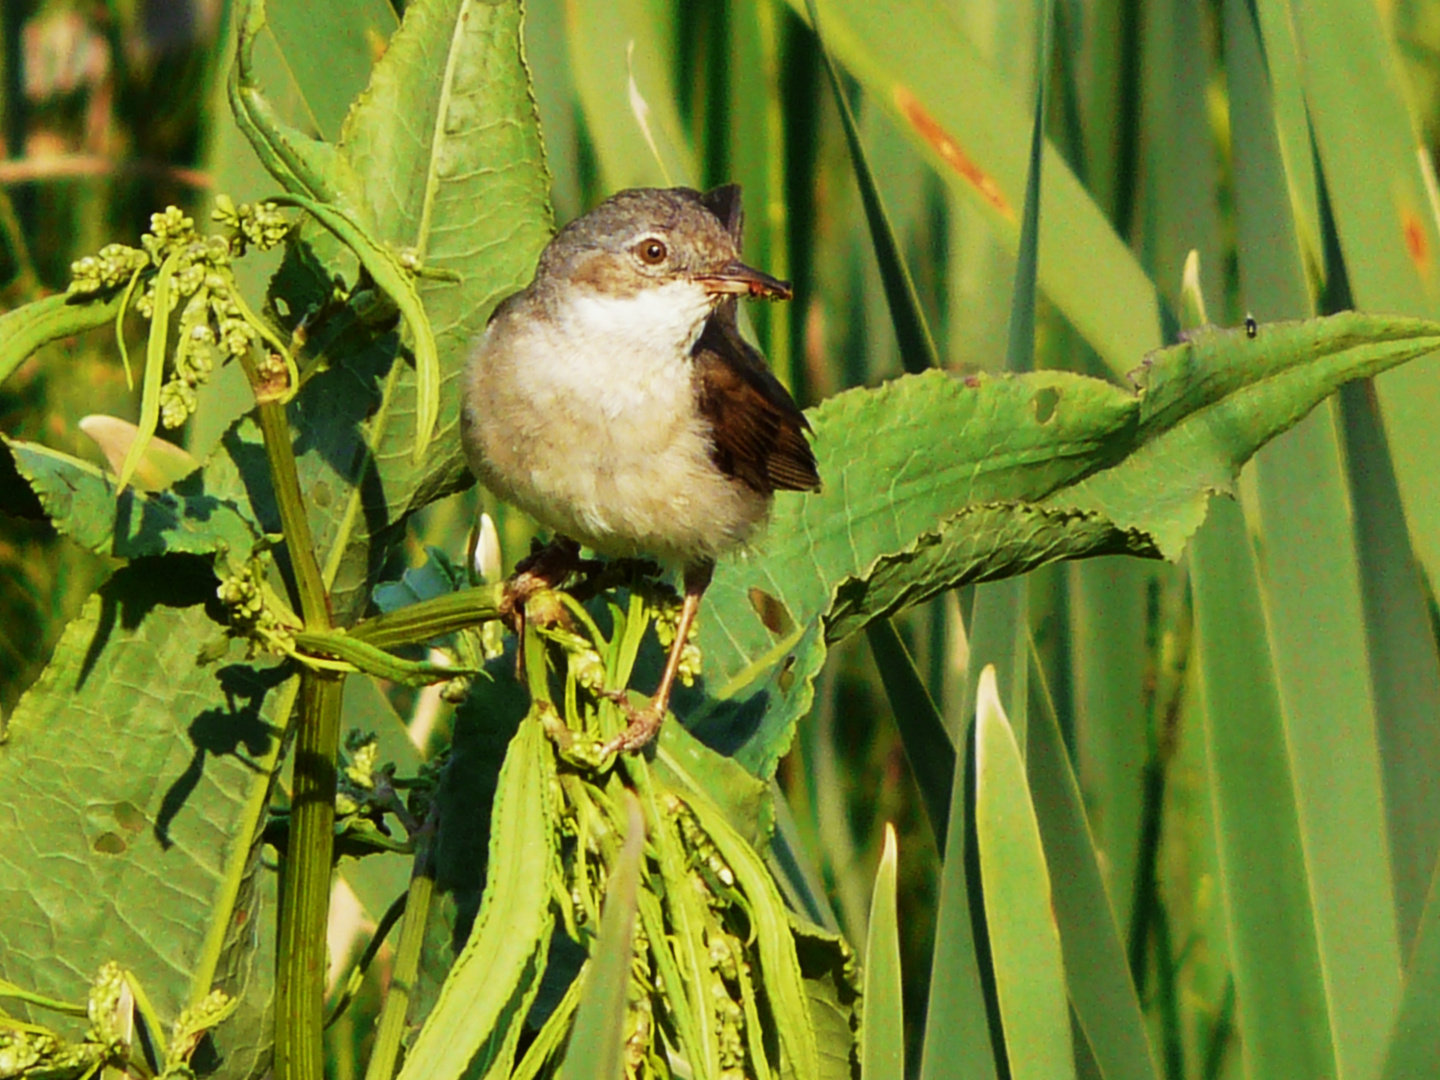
[692,312,1440,776]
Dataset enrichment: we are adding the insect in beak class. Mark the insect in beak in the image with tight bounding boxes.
[694,260,793,300]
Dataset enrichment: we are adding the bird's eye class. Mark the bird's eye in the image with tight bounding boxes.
[635,238,668,265]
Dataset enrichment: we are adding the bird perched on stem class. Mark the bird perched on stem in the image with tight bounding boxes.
[461,185,820,753]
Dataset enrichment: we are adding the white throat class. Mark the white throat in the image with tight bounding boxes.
[541,279,715,417]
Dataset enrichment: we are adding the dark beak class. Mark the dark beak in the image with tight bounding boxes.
[695,260,793,300]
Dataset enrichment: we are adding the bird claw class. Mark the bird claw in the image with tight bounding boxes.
[599,695,668,757]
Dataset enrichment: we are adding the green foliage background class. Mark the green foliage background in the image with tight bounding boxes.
[3,0,1440,1078]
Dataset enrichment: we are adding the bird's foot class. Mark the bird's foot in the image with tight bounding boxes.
[598,690,668,757]
[500,538,586,632]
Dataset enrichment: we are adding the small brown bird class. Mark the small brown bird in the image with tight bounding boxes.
[461,185,820,752]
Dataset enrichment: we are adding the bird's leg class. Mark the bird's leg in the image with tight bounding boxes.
[601,560,713,756]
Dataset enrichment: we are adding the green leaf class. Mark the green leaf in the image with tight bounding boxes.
[974,665,1075,1080]
[265,192,443,462]
[396,717,558,1080]
[228,0,367,213]
[803,0,938,376]
[1027,640,1159,1080]
[865,618,953,844]
[557,793,644,1080]
[860,824,903,1080]
[791,915,862,1080]
[0,291,127,388]
[696,311,1440,777]
[1189,498,1337,1079]
[918,675,996,1080]
[782,0,1163,378]
[1066,557,1150,933]
[961,578,1029,759]
[1338,380,1440,955]
[1228,2,1405,1070]
[654,718,773,847]
[680,783,820,1079]
[0,564,289,1080]
[410,660,529,1022]
[1287,0,1440,596]
[115,250,181,495]
[1380,862,1440,1079]
[220,0,553,621]
[4,437,259,568]
[263,0,398,142]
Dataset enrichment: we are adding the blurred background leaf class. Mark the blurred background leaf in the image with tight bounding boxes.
[5,1,1440,1078]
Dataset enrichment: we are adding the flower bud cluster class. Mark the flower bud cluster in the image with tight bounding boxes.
[68,243,150,293]
[216,563,296,658]
[212,193,292,254]
[0,1029,62,1077]
[86,962,128,1056]
[343,733,380,791]
[651,597,702,686]
[67,199,294,430]
[168,988,235,1070]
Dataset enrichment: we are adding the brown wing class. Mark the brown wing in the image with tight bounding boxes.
[694,299,820,494]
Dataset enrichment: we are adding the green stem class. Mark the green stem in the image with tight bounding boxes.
[244,358,340,1080]
[347,584,504,649]
[254,396,331,629]
[275,671,344,1080]
[325,893,408,1030]
[362,816,437,1080]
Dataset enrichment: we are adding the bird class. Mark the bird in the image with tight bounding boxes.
[460,184,820,754]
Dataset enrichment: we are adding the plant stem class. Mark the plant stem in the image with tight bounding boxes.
[362,814,437,1080]
[255,397,331,630]
[247,380,340,1080]
[275,671,344,1080]
[347,584,504,649]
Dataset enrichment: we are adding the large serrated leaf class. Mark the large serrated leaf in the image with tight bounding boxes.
[396,717,558,1080]
[791,916,861,1080]
[3,437,259,568]
[696,312,1440,777]
[227,0,552,619]
[0,562,289,1080]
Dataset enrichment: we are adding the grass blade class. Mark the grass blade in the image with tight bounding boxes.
[1227,2,1403,1072]
[866,619,955,848]
[558,792,645,1080]
[1189,498,1337,1079]
[975,665,1076,1080]
[1028,637,1160,1080]
[860,824,903,1080]
[1380,861,1440,1079]
[801,0,938,374]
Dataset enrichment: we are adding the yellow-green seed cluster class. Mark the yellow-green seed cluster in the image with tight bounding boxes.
[68,199,293,431]
[216,561,298,659]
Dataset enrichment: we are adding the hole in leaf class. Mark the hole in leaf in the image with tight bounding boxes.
[92,832,127,855]
[778,655,797,692]
[749,588,796,638]
[1033,386,1059,424]
[112,801,145,832]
